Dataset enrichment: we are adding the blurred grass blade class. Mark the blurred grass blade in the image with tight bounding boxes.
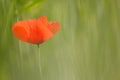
[16,0,43,14]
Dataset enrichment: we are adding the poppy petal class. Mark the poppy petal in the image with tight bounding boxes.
[37,21,53,43]
[27,20,41,44]
[47,22,60,34]
[38,16,48,26]
[12,21,30,42]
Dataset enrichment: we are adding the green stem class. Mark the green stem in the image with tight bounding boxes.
[37,44,42,78]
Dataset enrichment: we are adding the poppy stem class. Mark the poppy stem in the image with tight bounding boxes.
[37,44,42,78]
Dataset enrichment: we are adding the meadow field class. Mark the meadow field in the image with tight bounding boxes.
[0,0,120,80]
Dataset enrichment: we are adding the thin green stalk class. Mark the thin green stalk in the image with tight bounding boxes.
[37,44,42,78]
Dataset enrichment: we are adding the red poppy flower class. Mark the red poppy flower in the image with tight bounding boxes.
[12,16,60,44]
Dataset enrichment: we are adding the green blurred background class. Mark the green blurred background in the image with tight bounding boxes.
[0,0,120,80]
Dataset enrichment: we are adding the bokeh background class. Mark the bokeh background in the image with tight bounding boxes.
[0,0,120,80]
